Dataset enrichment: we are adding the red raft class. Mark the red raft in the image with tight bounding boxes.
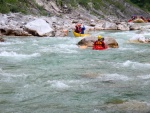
[92,45,108,50]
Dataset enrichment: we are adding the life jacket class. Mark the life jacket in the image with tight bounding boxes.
[78,27,82,33]
[94,41,102,45]
[128,19,132,22]
[81,26,85,34]
[93,40,105,48]
[75,26,81,33]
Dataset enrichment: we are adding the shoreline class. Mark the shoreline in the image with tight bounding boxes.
[0,12,150,38]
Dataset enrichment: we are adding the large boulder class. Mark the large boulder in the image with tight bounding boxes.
[0,37,4,42]
[94,22,104,30]
[117,22,130,31]
[0,32,4,42]
[129,23,141,30]
[104,37,119,48]
[77,36,119,48]
[0,38,4,42]
[0,27,31,36]
[102,22,118,30]
[25,19,54,36]
[129,34,150,43]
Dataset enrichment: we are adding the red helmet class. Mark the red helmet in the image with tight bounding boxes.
[77,23,81,26]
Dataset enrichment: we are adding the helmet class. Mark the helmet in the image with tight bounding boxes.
[77,23,81,26]
[98,35,102,39]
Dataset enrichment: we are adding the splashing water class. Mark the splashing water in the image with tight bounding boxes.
[0,30,150,113]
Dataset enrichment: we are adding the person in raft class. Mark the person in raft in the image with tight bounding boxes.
[93,35,106,49]
[81,25,85,34]
[75,23,82,33]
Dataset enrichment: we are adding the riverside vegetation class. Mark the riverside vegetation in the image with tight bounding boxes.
[0,0,149,17]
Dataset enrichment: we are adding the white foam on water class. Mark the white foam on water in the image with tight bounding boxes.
[122,60,132,67]
[98,73,130,81]
[130,34,145,40]
[32,43,38,46]
[0,40,25,45]
[2,72,28,78]
[0,51,40,58]
[0,69,28,78]
[138,74,150,80]
[0,72,28,83]
[37,45,52,53]
[48,80,70,89]
[0,47,20,51]
[122,60,150,69]
[135,49,148,53]
[47,79,91,90]
[52,44,78,53]
[0,68,3,73]
[0,42,12,45]
[23,84,30,88]
[118,46,137,51]
[69,79,93,85]
[39,47,52,53]
[57,44,78,49]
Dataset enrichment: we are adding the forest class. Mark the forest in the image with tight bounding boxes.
[130,0,150,11]
[0,0,149,14]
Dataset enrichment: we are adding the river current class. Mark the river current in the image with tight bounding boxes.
[0,30,150,113]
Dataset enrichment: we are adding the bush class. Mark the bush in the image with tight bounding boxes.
[0,0,47,15]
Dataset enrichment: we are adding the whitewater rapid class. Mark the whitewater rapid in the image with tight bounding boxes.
[0,30,150,113]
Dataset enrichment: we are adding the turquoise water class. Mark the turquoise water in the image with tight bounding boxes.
[0,30,150,113]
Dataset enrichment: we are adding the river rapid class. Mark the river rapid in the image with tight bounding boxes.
[0,30,150,113]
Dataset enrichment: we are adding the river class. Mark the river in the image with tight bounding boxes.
[0,30,150,113]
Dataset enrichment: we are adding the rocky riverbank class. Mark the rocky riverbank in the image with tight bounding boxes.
[1,9,150,38]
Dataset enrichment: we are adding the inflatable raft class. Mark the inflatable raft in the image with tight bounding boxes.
[67,30,90,37]
[128,18,145,23]
[73,31,90,37]
[133,18,145,23]
[92,45,108,50]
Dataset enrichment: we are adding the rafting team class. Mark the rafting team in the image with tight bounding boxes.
[74,23,106,50]
[75,23,85,34]
[128,15,150,22]
[92,35,107,50]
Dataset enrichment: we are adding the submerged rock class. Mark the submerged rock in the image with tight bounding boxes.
[104,100,150,113]
[0,37,4,42]
[77,36,119,48]
[129,34,150,43]
[0,32,4,42]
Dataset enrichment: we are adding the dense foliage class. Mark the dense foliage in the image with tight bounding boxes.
[0,0,149,14]
[0,0,46,15]
[129,0,150,11]
[61,0,150,12]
